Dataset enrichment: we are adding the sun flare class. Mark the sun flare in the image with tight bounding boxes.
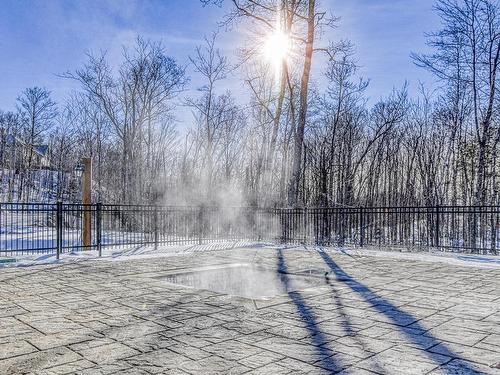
[262,30,290,72]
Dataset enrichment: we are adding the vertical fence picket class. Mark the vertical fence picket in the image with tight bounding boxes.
[198,205,203,245]
[359,206,364,247]
[435,204,440,248]
[153,207,159,250]
[56,201,62,259]
[96,202,102,257]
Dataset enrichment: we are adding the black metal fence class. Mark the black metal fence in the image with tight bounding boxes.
[1,203,499,256]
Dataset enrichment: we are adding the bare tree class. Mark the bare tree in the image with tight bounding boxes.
[63,37,187,203]
[16,87,57,201]
[186,32,232,201]
[0,111,22,202]
[413,0,500,206]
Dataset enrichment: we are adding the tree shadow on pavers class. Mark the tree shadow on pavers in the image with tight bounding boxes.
[325,278,387,375]
[277,249,347,373]
[317,248,485,374]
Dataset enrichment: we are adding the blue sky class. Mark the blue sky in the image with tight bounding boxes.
[0,0,440,123]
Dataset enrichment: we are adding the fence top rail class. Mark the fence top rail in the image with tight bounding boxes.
[1,203,500,211]
[0,204,56,211]
[0,202,56,207]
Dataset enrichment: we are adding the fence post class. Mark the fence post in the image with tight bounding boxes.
[154,207,159,250]
[359,206,365,247]
[279,209,284,243]
[96,202,102,257]
[494,212,499,255]
[435,204,440,248]
[303,207,308,244]
[56,201,62,260]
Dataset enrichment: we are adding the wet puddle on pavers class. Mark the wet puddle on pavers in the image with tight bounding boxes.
[156,263,328,300]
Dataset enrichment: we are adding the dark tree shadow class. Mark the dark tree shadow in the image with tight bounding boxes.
[326,278,386,374]
[317,249,483,374]
[277,249,346,373]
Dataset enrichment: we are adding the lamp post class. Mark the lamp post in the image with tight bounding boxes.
[75,158,92,247]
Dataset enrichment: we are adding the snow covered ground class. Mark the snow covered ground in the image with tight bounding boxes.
[2,241,500,270]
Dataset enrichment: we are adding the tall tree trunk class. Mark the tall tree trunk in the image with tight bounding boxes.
[264,62,287,197]
[288,0,315,206]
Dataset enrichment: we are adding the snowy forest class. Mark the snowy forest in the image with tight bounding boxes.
[1,0,500,209]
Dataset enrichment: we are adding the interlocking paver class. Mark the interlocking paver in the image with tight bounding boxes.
[237,350,285,369]
[33,359,95,374]
[203,340,262,361]
[0,247,499,374]
[356,346,447,374]
[27,329,101,350]
[475,333,500,353]
[429,342,500,367]
[244,362,291,374]
[0,346,82,374]
[428,359,500,374]
[0,340,37,360]
[76,341,140,363]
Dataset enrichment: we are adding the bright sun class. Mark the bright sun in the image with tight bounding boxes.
[263,30,290,72]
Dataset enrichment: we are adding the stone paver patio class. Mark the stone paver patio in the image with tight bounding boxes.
[1,247,500,374]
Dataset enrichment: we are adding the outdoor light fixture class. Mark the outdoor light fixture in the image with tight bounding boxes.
[74,163,84,179]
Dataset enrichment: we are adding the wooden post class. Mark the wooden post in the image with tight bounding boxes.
[82,157,92,248]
